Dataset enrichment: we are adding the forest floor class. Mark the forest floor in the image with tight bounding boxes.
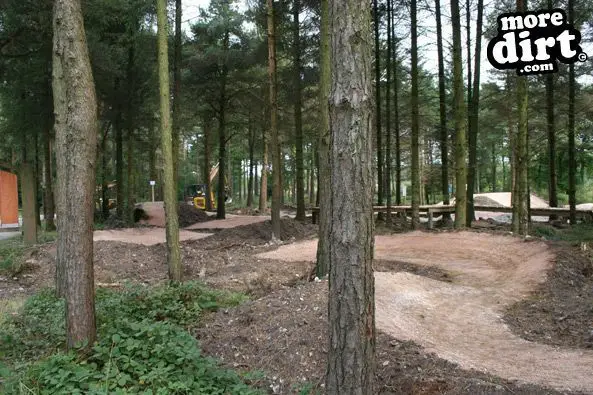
[1,215,593,394]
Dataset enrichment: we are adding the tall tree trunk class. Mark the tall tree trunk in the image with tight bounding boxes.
[411,0,421,228]
[466,0,483,227]
[267,0,281,239]
[101,125,110,218]
[34,131,41,228]
[52,0,97,349]
[326,0,375,392]
[451,0,467,228]
[259,134,268,212]
[512,0,529,235]
[157,0,182,281]
[466,0,472,130]
[394,46,401,206]
[546,0,557,210]
[435,0,450,219]
[247,123,255,208]
[392,28,399,208]
[43,125,56,230]
[373,0,383,206]
[385,0,392,223]
[125,38,135,224]
[567,0,576,224]
[315,0,330,278]
[21,163,37,245]
[217,30,230,220]
[115,79,124,219]
[172,0,182,189]
[309,145,316,204]
[293,0,305,221]
[203,119,213,211]
[491,142,497,192]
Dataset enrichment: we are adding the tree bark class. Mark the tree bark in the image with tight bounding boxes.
[512,0,529,235]
[411,0,421,227]
[315,0,330,278]
[293,0,305,221]
[259,134,268,212]
[115,88,123,219]
[385,0,392,223]
[52,0,97,348]
[546,0,557,211]
[203,119,213,211]
[21,164,37,245]
[373,0,383,207]
[326,0,375,392]
[466,0,483,226]
[217,30,230,220]
[247,122,255,208]
[451,0,467,228]
[125,38,135,224]
[267,0,281,239]
[172,0,182,189]
[43,125,56,230]
[435,0,449,219]
[567,0,576,224]
[157,0,182,281]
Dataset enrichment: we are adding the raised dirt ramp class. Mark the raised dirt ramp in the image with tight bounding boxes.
[93,228,212,246]
[258,232,593,392]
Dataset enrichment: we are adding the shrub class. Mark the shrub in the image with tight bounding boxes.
[0,282,258,394]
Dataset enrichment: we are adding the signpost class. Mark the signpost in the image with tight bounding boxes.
[150,180,156,202]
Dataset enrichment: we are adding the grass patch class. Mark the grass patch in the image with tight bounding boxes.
[0,282,259,394]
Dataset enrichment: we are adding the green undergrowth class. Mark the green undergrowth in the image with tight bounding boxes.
[0,282,259,394]
[0,232,57,277]
[531,223,593,243]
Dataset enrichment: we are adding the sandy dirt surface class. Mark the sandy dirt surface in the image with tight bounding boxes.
[259,232,593,392]
[93,228,213,246]
[0,218,318,299]
[185,215,270,230]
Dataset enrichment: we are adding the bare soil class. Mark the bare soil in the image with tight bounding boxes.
[196,281,568,395]
[504,242,593,349]
[0,218,317,299]
[259,232,593,392]
[3,219,593,393]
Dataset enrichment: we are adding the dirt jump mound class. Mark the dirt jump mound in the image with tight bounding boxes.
[208,218,317,245]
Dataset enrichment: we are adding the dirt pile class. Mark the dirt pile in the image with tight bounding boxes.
[133,202,211,228]
[208,218,317,245]
[505,244,593,349]
[473,194,506,207]
[177,204,211,227]
[197,281,562,395]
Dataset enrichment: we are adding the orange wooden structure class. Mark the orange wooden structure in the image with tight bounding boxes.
[0,170,19,226]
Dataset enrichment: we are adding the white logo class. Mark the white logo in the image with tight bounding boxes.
[487,9,587,75]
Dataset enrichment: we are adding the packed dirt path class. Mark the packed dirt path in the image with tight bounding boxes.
[185,214,269,230]
[93,228,212,246]
[258,231,593,392]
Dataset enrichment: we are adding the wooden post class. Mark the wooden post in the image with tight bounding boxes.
[21,163,37,245]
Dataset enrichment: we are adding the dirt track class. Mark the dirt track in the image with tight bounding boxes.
[259,231,593,392]
[93,228,212,246]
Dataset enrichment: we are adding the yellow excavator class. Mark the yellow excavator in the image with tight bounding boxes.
[185,164,231,211]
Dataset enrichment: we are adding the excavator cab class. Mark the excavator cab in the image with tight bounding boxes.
[186,164,231,211]
[185,184,214,210]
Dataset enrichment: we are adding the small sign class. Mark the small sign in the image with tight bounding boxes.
[149,180,156,186]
